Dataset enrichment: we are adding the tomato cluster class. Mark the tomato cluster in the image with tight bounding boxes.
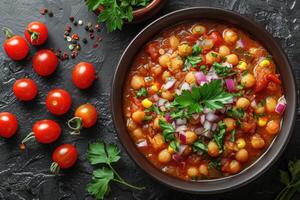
[1,21,98,174]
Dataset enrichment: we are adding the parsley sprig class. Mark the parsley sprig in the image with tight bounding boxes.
[87,142,145,200]
[212,62,237,77]
[87,0,151,32]
[159,120,176,142]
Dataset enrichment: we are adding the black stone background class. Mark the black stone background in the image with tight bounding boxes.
[0,0,299,199]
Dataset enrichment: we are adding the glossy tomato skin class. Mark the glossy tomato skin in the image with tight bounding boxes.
[0,112,18,138]
[75,104,98,128]
[13,78,38,101]
[209,31,223,47]
[72,62,96,89]
[32,120,61,143]
[46,89,72,115]
[33,50,58,76]
[3,35,30,61]
[24,21,48,45]
[52,144,78,169]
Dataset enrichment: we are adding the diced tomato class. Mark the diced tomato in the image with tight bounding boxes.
[267,74,281,84]
[185,34,199,45]
[209,31,223,47]
[221,158,231,173]
[255,73,281,93]
[146,42,160,61]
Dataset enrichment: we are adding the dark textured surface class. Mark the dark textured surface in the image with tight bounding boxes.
[0,0,299,200]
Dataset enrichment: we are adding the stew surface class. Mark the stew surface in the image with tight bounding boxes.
[123,21,286,180]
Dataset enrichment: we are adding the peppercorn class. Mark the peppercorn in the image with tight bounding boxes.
[75,45,81,51]
[95,24,101,31]
[64,31,69,36]
[71,51,78,59]
[69,16,74,22]
[82,38,88,44]
[93,43,99,48]
[40,8,48,15]
[88,27,94,33]
[89,33,94,39]
[62,52,69,60]
[48,11,53,17]
[84,25,89,31]
[73,21,78,26]
[87,22,92,28]
[65,25,72,32]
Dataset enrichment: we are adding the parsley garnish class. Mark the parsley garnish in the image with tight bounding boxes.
[213,121,227,150]
[212,62,237,77]
[183,56,203,71]
[230,129,236,142]
[192,44,202,54]
[227,108,245,119]
[208,159,222,171]
[170,140,180,152]
[159,120,176,142]
[87,0,151,32]
[136,87,148,98]
[87,142,144,199]
[193,140,208,153]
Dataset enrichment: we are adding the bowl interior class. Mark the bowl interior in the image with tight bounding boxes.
[111,7,297,193]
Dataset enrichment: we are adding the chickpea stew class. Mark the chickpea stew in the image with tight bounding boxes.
[123,21,286,180]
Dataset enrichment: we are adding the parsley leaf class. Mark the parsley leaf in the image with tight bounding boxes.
[88,142,120,165]
[193,140,208,153]
[230,129,236,142]
[183,56,202,71]
[136,87,148,98]
[212,62,237,77]
[227,108,245,119]
[170,140,180,152]
[208,159,222,171]
[159,120,175,142]
[192,44,202,54]
[213,121,227,150]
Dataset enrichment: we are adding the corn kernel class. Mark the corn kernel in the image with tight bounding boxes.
[151,84,159,92]
[236,138,246,149]
[168,145,175,154]
[141,98,153,108]
[258,117,268,127]
[259,59,270,67]
[237,61,248,71]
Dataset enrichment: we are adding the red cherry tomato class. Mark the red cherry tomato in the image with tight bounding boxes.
[33,49,59,76]
[2,28,29,61]
[24,21,48,45]
[13,78,38,101]
[72,62,96,89]
[209,31,223,47]
[0,112,18,138]
[46,89,72,115]
[50,144,78,174]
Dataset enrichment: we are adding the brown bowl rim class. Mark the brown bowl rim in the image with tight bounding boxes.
[132,0,163,16]
[111,7,297,193]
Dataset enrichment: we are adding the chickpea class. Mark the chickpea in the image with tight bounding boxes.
[153,116,162,130]
[158,149,172,163]
[236,97,250,109]
[199,164,209,176]
[219,45,230,57]
[169,57,184,72]
[132,110,145,124]
[265,97,277,113]
[229,160,241,174]
[223,28,238,44]
[151,65,162,77]
[205,51,219,65]
[236,138,246,149]
[185,72,196,84]
[169,35,180,49]
[208,140,219,157]
[151,134,165,150]
[130,75,145,90]
[235,149,249,162]
[251,134,266,149]
[249,48,258,55]
[241,73,256,88]
[266,120,280,135]
[185,131,197,145]
[127,118,137,131]
[178,44,192,57]
[187,167,199,177]
[182,146,192,156]
[225,54,239,65]
[131,128,145,140]
[192,25,207,35]
[161,91,174,101]
[159,54,171,68]
[162,71,171,82]
[255,106,265,114]
[223,118,236,132]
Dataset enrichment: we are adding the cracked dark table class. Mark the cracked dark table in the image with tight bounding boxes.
[0,0,299,200]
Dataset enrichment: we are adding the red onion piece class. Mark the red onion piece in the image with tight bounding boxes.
[179,132,186,144]
[157,98,167,106]
[275,103,286,114]
[152,94,159,102]
[200,114,206,124]
[176,118,187,125]
[203,120,212,130]
[195,71,208,85]
[195,127,204,135]
[176,125,187,132]
[180,82,191,91]
[172,153,183,162]
[178,145,188,155]
[225,79,235,92]
[251,100,257,108]
[206,112,219,122]
[136,139,147,147]
[162,78,176,90]
[211,123,218,131]
[165,113,172,122]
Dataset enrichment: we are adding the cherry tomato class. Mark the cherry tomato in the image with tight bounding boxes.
[2,28,29,61]
[32,49,59,76]
[0,112,18,138]
[22,120,61,146]
[13,78,38,101]
[185,34,199,45]
[50,144,78,174]
[24,21,48,45]
[46,89,72,115]
[209,31,223,47]
[72,62,97,89]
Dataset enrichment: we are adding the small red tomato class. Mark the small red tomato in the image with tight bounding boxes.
[0,112,18,138]
[2,28,29,61]
[13,78,38,101]
[50,144,78,174]
[24,21,48,45]
[72,62,97,89]
[68,104,98,134]
[33,49,59,76]
[46,89,72,115]
[21,120,61,145]
[209,31,223,47]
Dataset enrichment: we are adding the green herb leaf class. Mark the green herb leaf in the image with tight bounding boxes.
[136,87,148,98]
[192,44,202,54]
[227,108,245,119]
[159,120,176,142]
[87,167,114,200]
[183,56,202,71]
[87,142,120,165]
[208,159,222,171]
[213,121,227,150]
[280,170,290,186]
[212,62,237,77]
[170,140,180,152]
[193,140,208,153]
[230,129,236,142]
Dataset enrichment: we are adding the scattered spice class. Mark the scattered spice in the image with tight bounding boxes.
[48,11,54,17]
[73,21,78,26]
[82,38,88,44]
[89,33,94,39]
[78,20,83,25]
[88,28,94,33]
[95,24,101,32]
[93,43,99,49]
[69,16,74,22]
[71,51,78,59]
[65,25,72,32]
[71,34,79,40]
[66,36,72,42]
[84,25,89,31]
[39,8,48,15]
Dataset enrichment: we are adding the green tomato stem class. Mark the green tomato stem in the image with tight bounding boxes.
[67,117,83,135]
[50,162,60,175]
[21,132,35,145]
